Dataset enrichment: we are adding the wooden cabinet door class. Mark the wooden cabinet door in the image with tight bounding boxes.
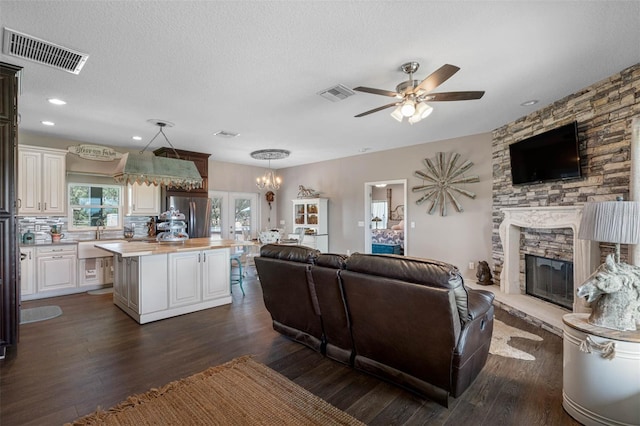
[41,152,66,214]
[102,256,114,284]
[202,248,230,300]
[17,150,41,214]
[37,255,77,291]
[20,248,35,296]
[127,257,140,311]
[169,252,201,307]
[128,183,160,215]
[113,255,127,305]
[0,63,21,352]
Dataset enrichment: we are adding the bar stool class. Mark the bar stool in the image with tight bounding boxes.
[230,252,245,295]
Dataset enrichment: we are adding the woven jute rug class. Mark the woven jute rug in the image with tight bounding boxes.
[68,356,364,425]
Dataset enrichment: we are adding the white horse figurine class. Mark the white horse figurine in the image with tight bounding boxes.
[576,254,640,331]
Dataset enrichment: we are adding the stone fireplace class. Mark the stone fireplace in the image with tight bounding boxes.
[498,206,599,313]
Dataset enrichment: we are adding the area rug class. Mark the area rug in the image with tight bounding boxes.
[68,356,364,426]
[489,319,543,361]
[20,306,62,324]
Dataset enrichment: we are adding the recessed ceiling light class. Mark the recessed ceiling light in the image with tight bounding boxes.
[132,136,142,141]
[520,99,538,107]
[48,98,66,105]
[41,121,55,126]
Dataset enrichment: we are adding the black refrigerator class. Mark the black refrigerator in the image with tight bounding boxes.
[166,195,212,238]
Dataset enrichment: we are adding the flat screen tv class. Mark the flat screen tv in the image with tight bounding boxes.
[509,121,581,185]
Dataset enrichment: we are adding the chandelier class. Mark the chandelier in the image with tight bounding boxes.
[251,149,290,191]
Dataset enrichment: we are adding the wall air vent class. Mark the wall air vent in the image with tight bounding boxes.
[317,84,356,102]
[2,28,89,74]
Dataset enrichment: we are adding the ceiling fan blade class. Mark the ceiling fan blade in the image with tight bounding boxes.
[353,86,400,98]
[354,102,400,117]
[413,64,460,94]
[422,91,485,101]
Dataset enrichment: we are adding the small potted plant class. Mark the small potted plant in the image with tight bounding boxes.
[50,225,64,243]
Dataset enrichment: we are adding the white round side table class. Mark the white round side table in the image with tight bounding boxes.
[563,313,640,426]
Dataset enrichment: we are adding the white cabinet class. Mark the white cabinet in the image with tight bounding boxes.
[126,183,160,216]
[168,249,230,308]
[291,198,328,252]
[79,256,115,287]
[168,251,200,307]
[36,245,77,292]
[20,247,35,296]
[18,146,66,215]
[103,256,114,284]
[113,254,168,322]
[292,198,328,234]
[202,248,230,300]
[113,255,140,311]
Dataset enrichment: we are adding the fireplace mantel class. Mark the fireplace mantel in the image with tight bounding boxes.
[499,206,599,313]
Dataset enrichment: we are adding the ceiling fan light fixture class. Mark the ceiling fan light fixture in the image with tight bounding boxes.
[408,114,421,125]
[390,106,404,122]
[415,102,434,119]
[400,98,416,117]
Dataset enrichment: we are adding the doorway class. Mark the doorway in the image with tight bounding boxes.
[364,179,407,255]
[209,191,259,241]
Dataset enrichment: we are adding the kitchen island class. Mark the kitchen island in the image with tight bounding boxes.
[96,238,244,324]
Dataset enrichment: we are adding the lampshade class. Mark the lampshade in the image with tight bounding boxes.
[390,106,404,122]
[400,98,416,117]
[578,201,640,244]
[113,153,203,189]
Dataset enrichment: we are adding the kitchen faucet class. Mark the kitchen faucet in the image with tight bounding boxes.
[95,219,104,240]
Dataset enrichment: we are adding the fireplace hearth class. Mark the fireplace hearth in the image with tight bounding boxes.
[525,254,574,309]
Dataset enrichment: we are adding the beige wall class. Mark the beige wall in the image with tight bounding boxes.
[19,130,493,280]
[276,132,494,280]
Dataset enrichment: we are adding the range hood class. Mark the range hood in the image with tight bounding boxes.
[112,153,203,190]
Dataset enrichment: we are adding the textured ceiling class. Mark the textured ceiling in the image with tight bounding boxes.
[1,1,639,168]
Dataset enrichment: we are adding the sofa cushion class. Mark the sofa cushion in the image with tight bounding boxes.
[345,253,470,322]
[259,244,319,264]
[316,253,348,269]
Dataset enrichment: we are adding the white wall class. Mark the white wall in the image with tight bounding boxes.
[275,132,494,280]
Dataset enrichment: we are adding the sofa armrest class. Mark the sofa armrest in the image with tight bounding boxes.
[467,289,494,320]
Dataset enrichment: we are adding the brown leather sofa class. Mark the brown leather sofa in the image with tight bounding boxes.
[255,244,495,406]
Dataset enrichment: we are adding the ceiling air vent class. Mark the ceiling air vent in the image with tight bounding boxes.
[2,28,89,74]
[317,84,356,102]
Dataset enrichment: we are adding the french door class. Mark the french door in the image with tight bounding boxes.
[209,191,259,241]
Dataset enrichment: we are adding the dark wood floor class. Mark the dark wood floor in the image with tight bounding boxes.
[1,272,580,425]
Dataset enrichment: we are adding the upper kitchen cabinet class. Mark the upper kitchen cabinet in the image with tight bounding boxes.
[18,145,66,215]
[126,182,160,216]
[153,148,210,195]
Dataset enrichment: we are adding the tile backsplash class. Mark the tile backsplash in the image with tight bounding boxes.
[18,216,153,243]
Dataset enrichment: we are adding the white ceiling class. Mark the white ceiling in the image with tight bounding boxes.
[1,1,639,168]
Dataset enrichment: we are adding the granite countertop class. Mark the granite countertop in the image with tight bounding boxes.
[95,238,254,257]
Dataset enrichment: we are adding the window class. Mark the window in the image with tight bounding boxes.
[371,200,388,229]
[68,183,123,230]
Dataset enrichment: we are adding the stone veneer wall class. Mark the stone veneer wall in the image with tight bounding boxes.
[492,63,640,288]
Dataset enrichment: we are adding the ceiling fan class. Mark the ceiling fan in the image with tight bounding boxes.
[353,62,485,124]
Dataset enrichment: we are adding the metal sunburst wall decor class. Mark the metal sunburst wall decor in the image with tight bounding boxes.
[412,152,479,216]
